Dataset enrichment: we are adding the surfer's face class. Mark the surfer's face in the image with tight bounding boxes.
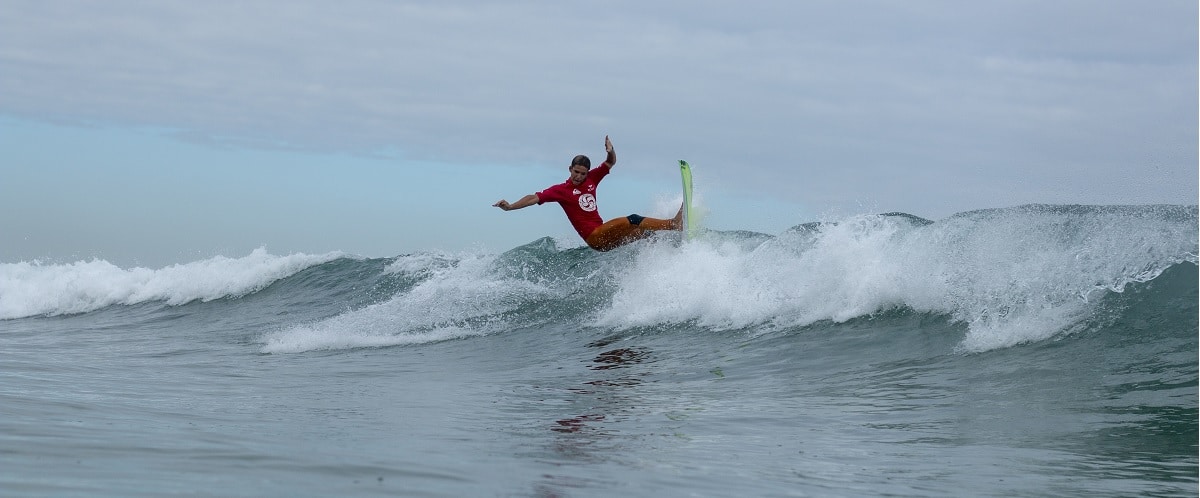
[569,165,588,185]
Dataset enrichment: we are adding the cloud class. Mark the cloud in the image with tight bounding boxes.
[1,0,1195,218]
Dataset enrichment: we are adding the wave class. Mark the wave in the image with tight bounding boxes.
[598,204,1197,351]
[260,250,565,353]
[0,248,343,319]
[261,204,1197,354]
[4,205,1194,354]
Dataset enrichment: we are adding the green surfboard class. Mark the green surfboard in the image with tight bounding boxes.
[679,160,697,240]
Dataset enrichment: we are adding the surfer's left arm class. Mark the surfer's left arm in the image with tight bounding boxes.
[603,135,616,169]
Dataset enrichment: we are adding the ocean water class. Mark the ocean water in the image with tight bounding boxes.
[1,204,1196,497]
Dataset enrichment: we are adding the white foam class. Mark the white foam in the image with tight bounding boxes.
[261,250,557,353]
[0,248,342,319]
[597,207,1197,352]
[596,216,909,330]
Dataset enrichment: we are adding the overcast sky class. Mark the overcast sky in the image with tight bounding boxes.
[1,0,1196,266]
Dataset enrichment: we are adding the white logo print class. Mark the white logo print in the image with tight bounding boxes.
[578,193,597,212]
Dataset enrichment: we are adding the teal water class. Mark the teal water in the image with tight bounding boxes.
[2,205,1196,496]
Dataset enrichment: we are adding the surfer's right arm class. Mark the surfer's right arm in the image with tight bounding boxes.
[603,135,616,169]
[493,193,540,211]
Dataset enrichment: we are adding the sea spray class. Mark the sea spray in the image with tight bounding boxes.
[599,205,1197,351]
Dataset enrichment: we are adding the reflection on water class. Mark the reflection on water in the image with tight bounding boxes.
[542,338,657,494]
[552,343,651,434]
[591,347,649,370]
[551,413,606,434]
[538,338,655,494]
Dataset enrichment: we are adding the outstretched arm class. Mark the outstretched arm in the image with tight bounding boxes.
[493,193,539,211]
[603,135,616,169]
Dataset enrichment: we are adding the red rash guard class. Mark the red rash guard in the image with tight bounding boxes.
[536,163,610,241]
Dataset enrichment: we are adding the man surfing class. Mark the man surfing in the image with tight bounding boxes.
[493,136,682,251]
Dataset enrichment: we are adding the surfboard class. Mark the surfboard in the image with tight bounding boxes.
[679,160,697,240]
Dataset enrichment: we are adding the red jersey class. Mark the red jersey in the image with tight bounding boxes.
[537,163,610,240]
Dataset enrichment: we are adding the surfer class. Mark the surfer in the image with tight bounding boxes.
[493,135,682,251]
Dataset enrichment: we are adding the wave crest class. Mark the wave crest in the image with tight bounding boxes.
[0,248,342,319]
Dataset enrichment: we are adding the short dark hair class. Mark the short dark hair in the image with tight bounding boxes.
[570,155,591,169]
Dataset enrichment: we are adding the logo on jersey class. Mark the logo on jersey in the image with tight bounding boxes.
[578,193,597,212]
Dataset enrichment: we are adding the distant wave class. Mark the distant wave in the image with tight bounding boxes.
[0,248,343,319]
